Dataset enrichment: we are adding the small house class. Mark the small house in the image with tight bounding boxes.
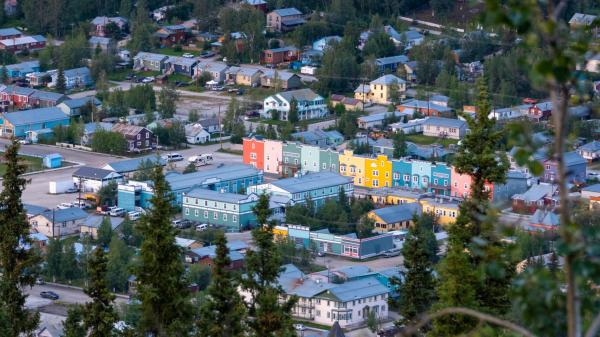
[260,70,302,90]
[312,35,342,52]
[133,52,168,72]
[236,67,262,87]
[165,56,197,77]
[0,27,22,40]
[577,140,600,162]
[81,122,113,145]
[90,16,128,37]
[354,74,406,105]
[30,208,88,238]
[42,153,62,169]
[49,67,93,90]
[266,8,305,33]
[263,88,327,121]
[542,151,587,183]
[369,202,422,232]
[185,123,211,144]
[197,118,221,133]
[422,117,467,140]
[5,60,40,79]
[72,166,124,192]
[0,35,46,53]
[111,123,157,153]
[512,183,559,214]
[80,215,124,239]
[58,97,102,117]
[260,46,300,66]
[398,99,454,117]
[29,90,66,108]
[330,94,364,111]
[375,55,409,74]
[155,24,189,47]
[196,62,228,83]
[89,36,116,52]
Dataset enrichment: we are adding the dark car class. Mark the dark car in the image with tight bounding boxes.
[40,291,59,300]
[200,51,215,58]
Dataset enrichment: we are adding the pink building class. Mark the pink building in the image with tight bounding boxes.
[450,167,494,200]
[263,139,283,175]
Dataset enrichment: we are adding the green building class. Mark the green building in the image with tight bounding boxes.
[182,189,259,232]
[282,141,302,177]
[319,148,339,173]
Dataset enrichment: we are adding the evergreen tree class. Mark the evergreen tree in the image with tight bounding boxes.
[397,214,437,328]
[107,235,133,293]
[0,64,8,84]
[338,187,350,214]
[288,97,299,124]
[158,85,179,119]
[393,130,407,159]
[135,167,192,337]
[62,241,81,281]
[242,193,297,337]
[63,305,86,337]
[46,238,63,281]
[196,233,246,337]
[84,247,118,337]
[56,66,67,93]
[0,140,40,337]
[183,162,197,173]
[97,217,113,247]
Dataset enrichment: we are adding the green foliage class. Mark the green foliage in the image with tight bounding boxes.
[127,84,157,112]
[97,181,117,207]
[63,306,86,337]
[105,89,128,117]
[56,66,67,93]
[158,85,179,119]
[45,238,63,281]
[188,109,200,123]
[61,241,81,281]
[393,130,407,159]
[0,65,8,84]
[356,216,375,239]
[129,0,156,53]
[52,122,84,144]
[132,158,160,182]
[315,41,360,94]
[363,31,397,58]
[183,162,197,174]
[154,121,186,148]
[84,247,118,337]
[336,111,359,139]
[90,130,128,155]
[187,264,211,291]
[0,140,40,337]
[97,217,113,247]
[107,235,133,293]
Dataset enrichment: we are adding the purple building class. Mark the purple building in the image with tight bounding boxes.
[543,151,587,183]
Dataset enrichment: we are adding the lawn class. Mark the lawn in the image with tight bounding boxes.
[0,155,44,175]
[167,73,193,85]
[405,134,459,147]
[107,69,131,81]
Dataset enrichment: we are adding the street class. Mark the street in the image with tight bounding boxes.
[25,282,128,309]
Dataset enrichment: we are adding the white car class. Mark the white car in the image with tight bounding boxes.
[127,211,141,221]
[109,207,126,217]
[195,224,208,231]
[142,76,154,83]
[163,153,184,162]
[57,202,74,209]
[293,324,305,331]
[182,53,194,58]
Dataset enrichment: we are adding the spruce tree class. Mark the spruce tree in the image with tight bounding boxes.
[397,214,437,327]
[0,139,40,337]
[288,97,299,124]
[135,166,192,337]
[196,232,246,337]
[0,64,8,84]
[83,247,118,337]
[242,193,297,337]
[56,66,67,93]
[63,305,86,337]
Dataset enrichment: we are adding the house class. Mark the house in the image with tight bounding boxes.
[103,155,166,176]
[384,26,423,48]
[244,0,268,12]
[49,67,93,90]
[118,164,263,210]
[430,95,449,107]
[261,46,300,66]
[185,242,247,270]
[155,24,189,47]
[81,122,113,145]
[585,53,600,73]
[90,16,128,37]
[0,84,35,108]
[89,36,116,52]
[183,189,259,232]
[5,60,40,79]
[525,209,560,232]
[375,55,409,74]
[512,183,559,214]
[30,208,88,238]
[488,104,529,121]
[165,56,197,77]
[236,67,262,86]
[260,70,302,90]
[24,204,49,219]
[403,61,417,82]
[58,97,102,117]
[389,118,427,134]
[369,202,422,232]
[267,7,305,32]
[419,197,461,226]
[72,166,123,193]
[290,129,343,147]
[196,62,228,83]
[312,36,342,51]
[357,111,407,129]
[542,151,587,183]
[25,71,52,87]
[569,13,599,36]
[29,90,66,108]
[0,27,22,39]
[80,215,124,239]
[263,88,327,121]
[582,184,600,208]
[134,52,168,72]
[422,117,467,140]
[527,101,553,121]
[0,35,46,53]
[577,140,600,162]
[176,237,203,250]
[330,94,364,111]
[354,74,406,105]
[111,123,156,153]
[185,123,211,144]
[248,171,353,208]
[397,99,453,117]
[1,107,68,138]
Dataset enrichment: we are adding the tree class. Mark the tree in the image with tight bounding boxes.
[223,98,239,134]
[183,162,197,174]
[97,181,117,207]
[135,167,192,336]
[187,264,211,291]
[45,238,63,281]
[63,306,86,337]
[107,235,133,293]
[62,241,81,281]
[158,85,179,119]
[90,130,127,155]
[316,41,360,94]
[84,247,118,337]
[288,97,299,124]
[97,217,113,247]
[196,233,246,337]
[242,193,296,337]
[363,31,396,58]
[393,130,407,159]
[0,140,40,337]
[105,89,128,117]
[56,66,66,93]
[188,109,200,123]
[129,0,154,53]
[356,216,374,239]
[0,64,8,84]
[132,158,158,181]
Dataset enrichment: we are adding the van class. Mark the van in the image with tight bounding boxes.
[127,211,141,221]
[164,153,184,162]
[195,224,208,231]
[109,207,126,217]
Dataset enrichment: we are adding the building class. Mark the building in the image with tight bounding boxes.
[0,27,22,39]
[243,136,265,169]
[569,13,599,36]
[133,52,168,72]
[384,26,423,48]
[512,183,559,214]
[260,46,300,66]
[30,90,66,108]
[263,88,327,121]
[80,215,123,239]
[49,67,93,90]
[525,209,560,232]
[369,202,422,233]
[155,24,189,47]
[397,99,453,117]
[389,118,427,134]
[103,156,166,176]
[0,85,66,109]
[582,184,600,208]
[236,67,262,86]
[354,74,406,105]
[72,166,123,193]
[43,153,62,168]
[5,60,40,79]
[81,122,112,145]
[184,123,211,144]
[248,171,353,208]
[30,208,88,238]
[57,97,101,117]
[419,197,461,226]
[267,7,305,32]
[260,70,302,90]
[356,111,407,129]
[375,55,409,74]
[244,0,268,12]
[118,164,263,210]
[542,151,587,183]
[196,62,228,83]
[1,107,68,138]
[186,242,246,270]
[88,36,116,52]
[422,117,467,140]
[111,124,156,153]
[90,16,128,37]
[312,36,342,51]
[165,56,197,77]
[262,139,283,174]
[330,94,364,111]
[182,189,259,232]
[290,129,343,147]
[175,237,203,250]
[0,35,46,53]
[339,150,367,186]
[577,140,600,162]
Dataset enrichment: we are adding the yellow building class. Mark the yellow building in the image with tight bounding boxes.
[339,150,367,186]
[354,74,406,105]
[364,154,392,188]
[419,197,461,226]
[273,225,289,241]
[368,203,421,233]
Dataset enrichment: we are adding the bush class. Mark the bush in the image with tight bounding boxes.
[173,44,182,52]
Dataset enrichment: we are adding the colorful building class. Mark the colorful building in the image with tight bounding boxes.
[430,162,452,196]
[419,197,461,226]
[319,148,339,173]
[281,141,302,177]
[182,189,259,232]
[369,203,422,233]
[339,150,367,186]
[364,154,392,188]
[301,144,321,173]
[263,139,282,175]
[242,137,264,169]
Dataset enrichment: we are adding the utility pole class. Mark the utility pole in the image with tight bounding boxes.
[218,104,223,150]
[52,208,55,238]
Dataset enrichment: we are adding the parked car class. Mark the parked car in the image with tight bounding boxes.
[172,219,184,227]
[127,211,141,221]
[383,249,401,258]
[18,139,31,145]
[109,207,126,217]
[195,223,208,231]
[142,76,155,83]
[40,291,59,300]
[72,200,89,209]
[211,86,224,91]
[65,187,78,193]
[96,205,110,215]
[200,51,215,58]
[163,153,184,162]
[293,324,305,331]
[176,219,192,229]
[182,53,195,58]
[57,202,74,209]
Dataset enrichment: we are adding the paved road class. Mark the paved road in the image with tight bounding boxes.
[25,283,127,309]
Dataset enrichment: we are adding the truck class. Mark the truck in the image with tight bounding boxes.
[49,180,76,194]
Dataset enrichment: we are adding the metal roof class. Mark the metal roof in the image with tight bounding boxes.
[513,183,557,202]
[62,96,101,109]
[83,122,112,134]
[0,27,21,37]
[38,208,88,223]
[578,140,600,153]
[400,99,453,112]
[321,276,388,302]
[24,203,49,216]
[6,60,39,72]
[105,155,166,173]
[271,172,351,194]
[371,74,405,85]
[264,46,298,53]
[165,164,261,191]
[272,7,302,16]
[134,52,168,62]
[190,244,245,261]
[562,151,587,166]
[82,215,123,229]
[371,203,421,223]
[276,88,322,103]
[424,117,466,128]
[89,36,111,45]
[30,90,64,101]
[63,67,90,78]
[3,107,67,126]
[583,183,600,193]
[185,188,256,203]
[73,166,120,180]
[0,84,35,96]
[375,55,408,66]
[166,56,198,67]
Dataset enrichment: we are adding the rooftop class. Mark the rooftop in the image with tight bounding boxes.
[400,99,453,113]
[423,117,466,128]
[371,202,421,223]
[371,74,405,85]
[271,172,351,194]
[164,164,261,191]
[0,27,21,37]
[61,96,101,109]
[3,107,67,126]
[513,183,557,202]
[104,155,166,173]
[276,88,322,103]
[375,55,409,66]
[73,166,121,180]
[38,207,88,223]
[272,7,302,17]
[321,276,388,302]
[82,215,123,230]
[185,188,257,204]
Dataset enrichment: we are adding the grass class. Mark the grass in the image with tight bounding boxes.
[107,69,131,81]
[217,148,243,156]
[0,155,44,175]
[167,73,193,84]
[179,85,205,93]
[405,134,459,147]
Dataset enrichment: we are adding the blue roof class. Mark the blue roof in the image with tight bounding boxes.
[371,203,421,223]
[186,188,256,203]
[563,151,586,166]
[84,122,112,134]
[0,27,21,37]
[271,172,351,194]
[277,264,335,297]
[273,7,302,16]
[6,60,39,73]
[358,111,404,123]
[191,244,245,261]
[45,153,62,160]
[24,203,49,216]
[62,96,101,109]
[135,52,168,62]
[400,99,453,113]
[579,140,600,152]
[424,117,466,129]
[165,164,261,191]
[376,55,409,66]
[583,183,600,193]
[30,90,64,101]
[315,265,371,279]
[105,155,166,173]
[321,276,389,302]
[82,215,123,230]
[89,36,112,45]
[3,107,67,126]
[64,67,90,78]
[39,207,88,223]
[265,46,299,53]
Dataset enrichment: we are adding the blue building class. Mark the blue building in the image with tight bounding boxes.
[182,189,259,232]
[430,162,451,195]
[1,107,69,137]
[6,60,40,79]
[103,156,166,176]
[118,164,263,211]
[43,153,62,168]
[375,55,408,74]
[391,159,412,188]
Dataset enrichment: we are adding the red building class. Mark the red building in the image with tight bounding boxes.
[260,46,300,66]
[243,136,265,170]
[0,35,46,53]
[111,124,157,153]
[511,183,559,214]
[155,25,189,47]
[244,0,268,12]
[527,101,553,121]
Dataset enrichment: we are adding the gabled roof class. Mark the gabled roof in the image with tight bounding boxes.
[375,55,409,66]
[262,70,299,81]
[561,151,587,166]
[371,203,421,223]
[190,244,245,261]
[134,52,168,62]
[184,123,209,137]
[24,203,49,217]
[569,13,597,26]
[30,90,64,101]
[583,183,600,194]
[38,207,88,223]
[529,209,559,227]
[400,99,453,112]
[276,88,322,103]
[512,183,557,202]
[271,172,351,194]
[320,276,388,302]
[63,67,90,78]
[264,46,299,53]
[91,16,127,26]
[237,67,261,77]
[423,117,466,129]
[82,215,123,230]
[328,322,346,337]
[354,84,370,94]
[6,60,39,72]
[199,62,228,73]
[166,56,197,67]
[61,96,101,109]
[0,84,35,96]
[579,140,600,153]
[272,7,302,16]
[371,74,405,85]
[73,166,121,180]
[3,107,67,126]
[104,155,166,173]
[83,122,112,134]
[112,123,149,137]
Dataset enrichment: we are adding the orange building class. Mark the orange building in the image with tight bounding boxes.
[242,137,265,170]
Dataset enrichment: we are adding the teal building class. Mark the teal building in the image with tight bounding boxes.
[182,189,259,232]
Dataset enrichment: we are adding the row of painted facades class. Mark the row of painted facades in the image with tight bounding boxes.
[243,137,528,203]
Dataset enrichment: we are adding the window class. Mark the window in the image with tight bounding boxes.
[372,170,378,176]
[137,134,141,140]
[213,212,218,220]
[373,179,379,187]
[323,163,327,169]
[545,164,550,170]
[223,214,227,221]
[195,209,199,216]
[403,174,410,182]
[393,172,399,179]
[412,176,418,182]
[250,153,256,159]
[232,215,237,222]
[434,178,438,185]
[146,133,149,139]
[422,177,429,183]
[185,208,189,215]
[204,211,208,218]
[385,172,389,178]
[266,155,270,160]
[464,183,468,189]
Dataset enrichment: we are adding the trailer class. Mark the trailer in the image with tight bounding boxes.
[49,180,76,194]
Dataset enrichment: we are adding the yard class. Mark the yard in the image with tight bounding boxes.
[0,155,44,175]
[405,134,459,147]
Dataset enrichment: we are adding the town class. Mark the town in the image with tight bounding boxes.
[0,1,599,337]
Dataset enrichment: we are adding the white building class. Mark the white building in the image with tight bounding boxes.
[422,117,467,140]
[263,88,327,121]
[389,117,427,134]
[72,166,123,192]
[30,208,88,238]
[185,123,211,144]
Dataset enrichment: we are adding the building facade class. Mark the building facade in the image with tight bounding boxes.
[182,189,259,232]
